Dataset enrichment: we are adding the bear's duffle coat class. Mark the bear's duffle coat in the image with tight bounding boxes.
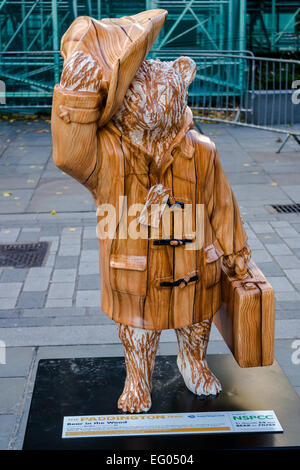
[52,85,248,330]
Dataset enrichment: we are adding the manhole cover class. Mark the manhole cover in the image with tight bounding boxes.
[0,242,49,268]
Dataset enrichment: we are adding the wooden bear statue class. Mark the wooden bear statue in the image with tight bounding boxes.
[52,10,253,413]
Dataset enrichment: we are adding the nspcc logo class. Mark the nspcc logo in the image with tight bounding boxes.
[232,414,273,420]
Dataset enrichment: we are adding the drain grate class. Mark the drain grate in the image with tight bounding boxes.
[0,242,49,268]
[270,203,300,214]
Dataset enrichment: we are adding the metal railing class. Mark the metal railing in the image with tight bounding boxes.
[150,50,300,152]
[0,51,62,109]
[0,49,299,152]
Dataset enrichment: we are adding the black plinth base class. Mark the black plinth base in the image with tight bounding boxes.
[23,354,300,450]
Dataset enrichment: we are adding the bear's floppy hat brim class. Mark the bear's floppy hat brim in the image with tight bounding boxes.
[60,9,168,126]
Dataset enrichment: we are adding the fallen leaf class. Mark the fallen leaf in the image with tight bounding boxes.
[69,228,76,232]
[2,192,12,197]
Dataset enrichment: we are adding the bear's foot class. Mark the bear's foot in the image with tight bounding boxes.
[177,354,222,397]
[118,379,152,413]
[117,324,161,413]
[175,320,222,397]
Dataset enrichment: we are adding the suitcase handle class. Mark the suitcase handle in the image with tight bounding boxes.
[240,278,267,290]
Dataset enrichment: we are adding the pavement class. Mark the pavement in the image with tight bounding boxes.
[0,117,300,449]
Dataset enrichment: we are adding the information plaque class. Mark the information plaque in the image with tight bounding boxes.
[23,355,300,450]
[62,410,283,438]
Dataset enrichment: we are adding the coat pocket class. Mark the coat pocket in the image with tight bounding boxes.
[109,254,147,296]
[204,243,224,288]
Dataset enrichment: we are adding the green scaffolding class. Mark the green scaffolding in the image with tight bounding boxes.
[0,0,298,110]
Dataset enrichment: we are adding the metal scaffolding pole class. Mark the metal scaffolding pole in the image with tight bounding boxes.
[52,0,59,84]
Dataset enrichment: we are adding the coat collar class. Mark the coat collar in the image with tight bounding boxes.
[106,106,194,181]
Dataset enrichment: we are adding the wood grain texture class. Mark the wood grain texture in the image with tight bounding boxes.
[59,10,168,126]
[214,259,275,368]
[176,320,222,396]
[52,10,273,335]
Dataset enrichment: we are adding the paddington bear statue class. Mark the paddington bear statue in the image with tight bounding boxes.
[52,9,253,413]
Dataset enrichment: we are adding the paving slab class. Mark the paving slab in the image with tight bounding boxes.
[273,256,300,270]
[0,310,21,319]
[76,290,101,307]
[0,347,34,378]
[281,185,300,202]
[45,298,73,308]
[266,243,293,256]
[0,378,26,414]
[285,238,300,249]
[284,269,300,285]
[22,307,86,317]
[232,183,292,204]
[0,415,17,450]
[255,261,284,277]
[17,292,46,309]
[27,178,94,213]
[77,274,101,290]
[47,282,75,299]
[267,276,295,292]
[0,283,22,298]
[0,146,51,165]
[54,256,79,269]
[23,277,49,292]
[0,190,34,214]
[0,269,28,283]
[51,269,77,283]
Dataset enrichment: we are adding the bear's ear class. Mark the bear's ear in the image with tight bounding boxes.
[172,56,196,88]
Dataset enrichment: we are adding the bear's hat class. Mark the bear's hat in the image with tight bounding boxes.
[60,9,168,126]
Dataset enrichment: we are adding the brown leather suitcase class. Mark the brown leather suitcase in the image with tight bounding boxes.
[213,259,275,368]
